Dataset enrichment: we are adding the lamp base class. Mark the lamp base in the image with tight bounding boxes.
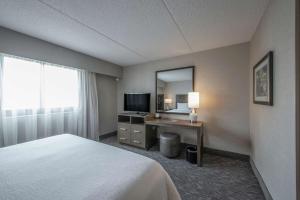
[189,113,198,123]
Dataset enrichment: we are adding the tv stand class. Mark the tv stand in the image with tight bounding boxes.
[121,112,148,116]
[117,113,156,149]
[136,112,148,116]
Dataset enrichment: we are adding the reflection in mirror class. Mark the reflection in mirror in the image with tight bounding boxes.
[156,67,194,114]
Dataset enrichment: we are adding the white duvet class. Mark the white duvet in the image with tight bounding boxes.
[0,134,181,200]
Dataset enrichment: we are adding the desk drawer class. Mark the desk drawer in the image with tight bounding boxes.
[118,123,130,144]
[130,125,145,148]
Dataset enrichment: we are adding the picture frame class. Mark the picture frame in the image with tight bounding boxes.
[253,51,273,105]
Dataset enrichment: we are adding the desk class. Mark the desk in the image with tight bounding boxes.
[145,119,204,167]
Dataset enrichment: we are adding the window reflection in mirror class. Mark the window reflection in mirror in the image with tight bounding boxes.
[156,66,194,115]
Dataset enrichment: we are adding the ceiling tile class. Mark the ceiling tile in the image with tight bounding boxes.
[39,0,191,61]
[0,0,146,66]
[0,0,270,66]
[164,0,270,51]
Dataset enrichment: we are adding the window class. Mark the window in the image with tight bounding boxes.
[43,64,79,108]
[2,56,79,110]
[2,57,41,109]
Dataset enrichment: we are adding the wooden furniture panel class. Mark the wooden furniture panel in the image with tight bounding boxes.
[118,123,131,145]
[117,114,154,149]
[118,115,205,167]
[118,115,130,123]
[130,124,145,148]
[145,119,204,167]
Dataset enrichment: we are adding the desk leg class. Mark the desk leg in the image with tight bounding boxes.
[145,125,157,150]
[197,126,204,167]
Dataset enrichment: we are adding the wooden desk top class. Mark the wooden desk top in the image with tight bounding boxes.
[145,118,203,128]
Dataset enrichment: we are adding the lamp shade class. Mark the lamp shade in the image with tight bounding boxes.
[164,98,172,104]
[188,92,200,108]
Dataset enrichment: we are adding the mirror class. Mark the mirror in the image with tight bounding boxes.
[156,66,194,115]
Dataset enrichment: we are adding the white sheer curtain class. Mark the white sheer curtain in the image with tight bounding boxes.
[0,56,4,147]
[0,55,99,147]
[77,71,99,140]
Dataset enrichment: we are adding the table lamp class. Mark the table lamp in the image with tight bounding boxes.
[188,92,199,123]
[164,98,172,110]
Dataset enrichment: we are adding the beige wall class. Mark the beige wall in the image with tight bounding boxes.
[249,0,296,199]
[96,74,118,135]
[118,43,250,155]
[0,27,122,77]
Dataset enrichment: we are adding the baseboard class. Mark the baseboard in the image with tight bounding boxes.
[99,131,117,140]
[250,159,273,200]
[204,147,250,161]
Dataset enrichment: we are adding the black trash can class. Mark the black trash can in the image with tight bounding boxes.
[186,146,197,164]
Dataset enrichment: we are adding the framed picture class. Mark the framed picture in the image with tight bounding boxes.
[253,51,273,105]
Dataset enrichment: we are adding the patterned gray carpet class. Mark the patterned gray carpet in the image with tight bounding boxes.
[100,136,265,200]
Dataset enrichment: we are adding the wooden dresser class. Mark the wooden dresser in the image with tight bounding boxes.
[117,113,156,149]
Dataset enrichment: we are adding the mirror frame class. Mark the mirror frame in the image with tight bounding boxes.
[155,66,195,115]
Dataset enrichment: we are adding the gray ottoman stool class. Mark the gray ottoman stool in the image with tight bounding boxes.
[160,132,180,158]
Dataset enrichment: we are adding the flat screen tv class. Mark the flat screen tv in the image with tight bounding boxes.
[124,93,150,113]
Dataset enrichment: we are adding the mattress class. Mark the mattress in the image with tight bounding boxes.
[0,134,181,200]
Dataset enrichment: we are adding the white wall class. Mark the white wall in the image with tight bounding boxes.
[118,43,250,155]
[0,27,122,77]
[249,0,296,199]
[96,74,118,135]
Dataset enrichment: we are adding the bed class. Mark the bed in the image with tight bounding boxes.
[166,103,191,114]
[0,134,181,200]
[165,95,191,114]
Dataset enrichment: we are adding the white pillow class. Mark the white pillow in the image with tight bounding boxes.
[177,103,188,110]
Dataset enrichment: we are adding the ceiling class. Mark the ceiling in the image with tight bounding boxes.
[158,68,193,82]
[0,0,270,67]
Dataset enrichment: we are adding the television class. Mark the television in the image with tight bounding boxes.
[124,93,150,113]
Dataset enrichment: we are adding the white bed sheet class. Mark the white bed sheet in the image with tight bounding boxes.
[0,134,181,200]
[166,108,190,113]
